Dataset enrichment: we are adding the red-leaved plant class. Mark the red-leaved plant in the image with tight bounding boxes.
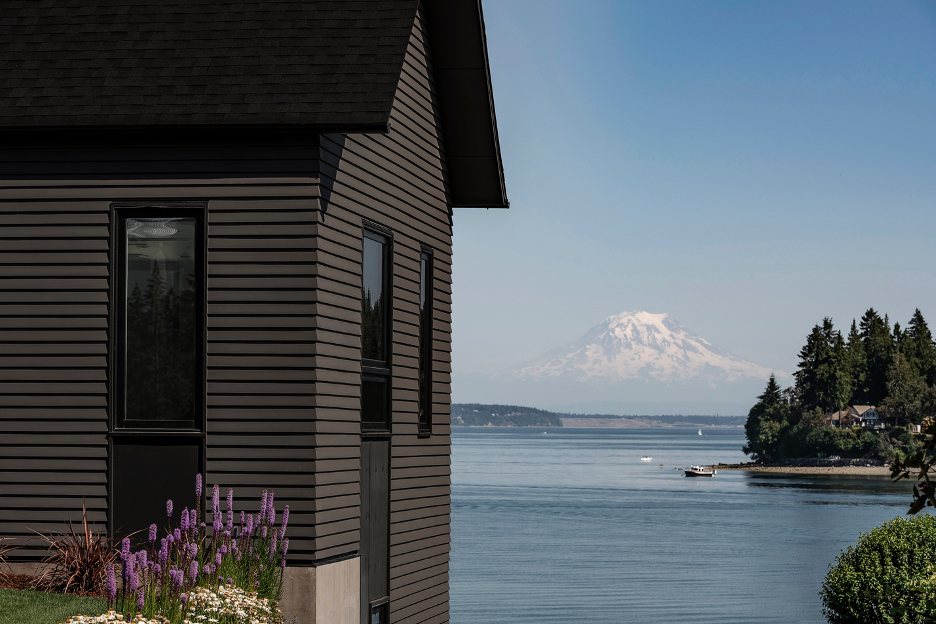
[0,536,16,585]
[33,499,118,595]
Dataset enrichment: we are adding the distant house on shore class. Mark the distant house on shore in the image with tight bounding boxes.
[824,405,881,428]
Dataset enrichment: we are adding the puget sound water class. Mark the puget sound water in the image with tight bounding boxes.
[450,427,918,624]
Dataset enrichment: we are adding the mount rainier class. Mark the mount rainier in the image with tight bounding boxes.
[501,311,778,387]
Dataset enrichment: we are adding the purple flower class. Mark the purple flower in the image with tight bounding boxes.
[212,484,220,517]
[195,473,203,501]
[215,551,222,566]
[173,528,181,542]
[280,505,289,540]
[226,577,233,584]
[167,498,173,519]
[203,563,211,576]
[227,508,233,533]
[240,510,245,527]
[266,491,275,526]
[106,565,117,604]
[259,490,268,523]
[180,508,189,532]
[190,560,199,582]
[120,537,131,562]
[261,525,268,539]
[189,543,198,558]
[218,575,224,584]
[245,514,254,537]
[268,533,277,558]
[136,586,144,612]
[130,568,140,592]
[154,563,162,574]
[191,509,198,531]
[180,593,187,604]
[255,580,260,587]
[282,538,289,558]
[137,550,147,569]
[124,552,134,584]
[148,523,157,543]
[158,538,169,564]
[173,569,183,590]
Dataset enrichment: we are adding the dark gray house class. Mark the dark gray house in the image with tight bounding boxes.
[0,1,507,622]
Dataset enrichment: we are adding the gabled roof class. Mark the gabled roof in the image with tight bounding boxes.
[0,0,416,131]
[0,0,507,208]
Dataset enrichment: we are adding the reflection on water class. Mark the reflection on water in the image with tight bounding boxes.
[451,427,917,624]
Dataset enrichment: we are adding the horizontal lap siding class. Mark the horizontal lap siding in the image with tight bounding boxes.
[317,3,454,620]
[206,196,320,564]
[0,141,321,561]
[0,201,110,557]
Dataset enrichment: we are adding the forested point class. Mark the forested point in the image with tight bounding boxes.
[744,308,936,462]
[452,404,564,427]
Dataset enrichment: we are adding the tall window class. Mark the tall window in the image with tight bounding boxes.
[117,211,203,429]
[418,250,433,434]
[361,229,390,431]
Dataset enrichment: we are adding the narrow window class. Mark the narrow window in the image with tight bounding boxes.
[417,250,433,434]
[362,229,390,431]
[117,211,202,429]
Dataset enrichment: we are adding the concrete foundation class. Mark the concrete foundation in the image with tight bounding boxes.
[280,557,360,624]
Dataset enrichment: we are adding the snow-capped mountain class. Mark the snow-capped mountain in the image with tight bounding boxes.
[501,311,777,386]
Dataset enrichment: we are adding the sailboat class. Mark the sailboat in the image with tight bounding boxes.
[698,429,702,435]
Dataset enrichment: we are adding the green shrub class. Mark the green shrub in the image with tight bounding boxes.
[821,515,936,623]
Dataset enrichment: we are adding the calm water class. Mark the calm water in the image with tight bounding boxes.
[450,427,916,624]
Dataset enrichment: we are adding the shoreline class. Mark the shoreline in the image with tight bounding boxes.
[711,462,913,476]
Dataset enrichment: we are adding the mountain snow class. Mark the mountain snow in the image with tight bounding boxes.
[502,311,778,386]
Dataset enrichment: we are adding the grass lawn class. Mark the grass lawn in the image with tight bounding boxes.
[0,588,107,624]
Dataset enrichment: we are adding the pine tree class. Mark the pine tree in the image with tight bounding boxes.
[905,309,936,385]
[860,308,894,406]
[743,374,789,462]
[846,319,868,405]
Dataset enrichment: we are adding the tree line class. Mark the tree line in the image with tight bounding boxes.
[744,308,936,462]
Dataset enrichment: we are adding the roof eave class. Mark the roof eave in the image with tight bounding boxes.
[425,0,508,209]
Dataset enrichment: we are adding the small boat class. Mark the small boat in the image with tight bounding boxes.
[684,465,716,477]
[640,456,653,462]
[698,429,702,435]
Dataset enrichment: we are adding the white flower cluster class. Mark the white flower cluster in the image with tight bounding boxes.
[184,584,283,624]
[63,611,170,624]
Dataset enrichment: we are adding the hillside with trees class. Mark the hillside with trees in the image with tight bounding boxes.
[452,404,564,427]
[744,308,936,462]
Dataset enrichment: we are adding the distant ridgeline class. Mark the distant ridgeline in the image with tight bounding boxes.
[451,404,745,427]
[452,404,564,427]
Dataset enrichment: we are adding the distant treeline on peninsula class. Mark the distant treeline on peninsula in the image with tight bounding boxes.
[452,403,746,427]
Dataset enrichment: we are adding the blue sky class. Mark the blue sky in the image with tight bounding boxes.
[450,0,936,400]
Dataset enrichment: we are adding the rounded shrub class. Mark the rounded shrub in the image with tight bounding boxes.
[821,514,936,623]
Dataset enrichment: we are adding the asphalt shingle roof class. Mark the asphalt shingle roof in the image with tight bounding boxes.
[0,0,417,129]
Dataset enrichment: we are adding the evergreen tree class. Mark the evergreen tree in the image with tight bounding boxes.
[744,374,789,462]
[846,319,868,405]
[859,308,894,406]
[905,309,936,385]
[882,351,926,426]
[794,318,851,413]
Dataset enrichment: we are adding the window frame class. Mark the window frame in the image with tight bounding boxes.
[361,225,392,435]
[112,204,206,432]
[417,248,433,436]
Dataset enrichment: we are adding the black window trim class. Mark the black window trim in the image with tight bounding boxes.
[111,203,207,433]
[361,224,392,436]
[417,247,433,437]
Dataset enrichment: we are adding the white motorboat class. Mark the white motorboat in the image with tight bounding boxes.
[684,465,716,477]
[698,429,702,435]
[640,456,653,462]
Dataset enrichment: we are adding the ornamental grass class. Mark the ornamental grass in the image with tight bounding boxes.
[87,474,289,624]
[34,500,118,596]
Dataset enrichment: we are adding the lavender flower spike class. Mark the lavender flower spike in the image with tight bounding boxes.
[245,513,254,537]
[121,537,131,562]
[106,565,117,605]
[267,491,275,526]
[136,586,144,612]
[166,498,173,519]
[148,523,157,543]
[195,473,203,501]
[190,559,199,582]
[212,484,220,517]
[181,507,189,532]
[280,505,290,540]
